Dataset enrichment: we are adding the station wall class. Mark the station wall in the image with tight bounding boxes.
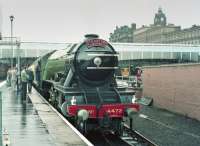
[142,63,200,121]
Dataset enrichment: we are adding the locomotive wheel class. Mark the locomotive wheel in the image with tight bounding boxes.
[49,87,57,106]
[114,120,124,136]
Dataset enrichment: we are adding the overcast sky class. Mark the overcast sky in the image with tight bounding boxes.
[0,0,200,42]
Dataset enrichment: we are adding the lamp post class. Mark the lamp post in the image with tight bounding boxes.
[10,15,14,69]
[17,41,21,93]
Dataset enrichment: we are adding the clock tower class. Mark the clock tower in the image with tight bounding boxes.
[154,7,167,26]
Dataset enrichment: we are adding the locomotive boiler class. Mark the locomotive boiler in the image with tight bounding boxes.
[30,34,139,135]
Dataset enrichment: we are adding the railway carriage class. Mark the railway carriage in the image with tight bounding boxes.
[30,34,139,135]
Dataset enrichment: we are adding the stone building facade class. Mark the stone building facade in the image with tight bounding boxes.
[163,25,200,44]
[110,8,200,45]
[133,24,180,43]
[109,23,136,43]
[134,8,181,43]
[134,8,200,44]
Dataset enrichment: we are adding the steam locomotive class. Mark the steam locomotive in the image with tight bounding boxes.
[30,34,139,135]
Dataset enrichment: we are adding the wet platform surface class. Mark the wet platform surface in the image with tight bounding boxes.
[1,83,55,146]
[132,105,200,146]
[28,88,88,146]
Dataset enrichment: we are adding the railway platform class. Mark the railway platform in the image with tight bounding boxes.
[0,82,93,146]
[132,104,200,146]
[1,82,55,146]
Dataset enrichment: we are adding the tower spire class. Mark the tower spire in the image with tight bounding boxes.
[154,7,167,26]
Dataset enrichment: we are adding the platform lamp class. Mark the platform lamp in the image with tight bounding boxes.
[10,15,14,69]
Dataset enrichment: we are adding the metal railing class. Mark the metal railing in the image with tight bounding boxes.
[115,75,136,82]
[115,75,143,89]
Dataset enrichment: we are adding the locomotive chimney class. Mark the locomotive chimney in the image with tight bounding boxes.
[84,34,99,40]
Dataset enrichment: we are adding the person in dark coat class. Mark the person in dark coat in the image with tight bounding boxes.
[27,69,34,93]
[21,66,28,100]
[36,61,41,87]
[135,67,142,87]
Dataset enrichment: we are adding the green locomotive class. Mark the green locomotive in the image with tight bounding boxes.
[30,34,139,135]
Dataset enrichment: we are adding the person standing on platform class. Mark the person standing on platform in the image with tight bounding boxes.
[36,61,41,87]
[11,67,17,91]
[27,69,34,93]
[6,69,12,86]
[136,67,142,88]
[21,66,28,100]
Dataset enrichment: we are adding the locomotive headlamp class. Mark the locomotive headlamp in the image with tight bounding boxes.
[71,96,77,105]
[93,57,102,67]
[77,109,89,121]
[132,95,136,103]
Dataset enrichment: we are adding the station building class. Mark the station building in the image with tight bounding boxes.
[133,8,181,43]
[109,23,136,43]
[163,25,200,44]
[109,8,200,45]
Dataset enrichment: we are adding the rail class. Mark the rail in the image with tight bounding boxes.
[121,124,158,146]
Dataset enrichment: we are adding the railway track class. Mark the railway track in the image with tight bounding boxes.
[34,87,158,146]
[86,130,130,146]
[87,125,158,146]
[120,124,158,146]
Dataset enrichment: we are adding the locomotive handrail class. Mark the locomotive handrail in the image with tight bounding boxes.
[87,53,119,56]
[54,88,84,94]
[87,67,118,69]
